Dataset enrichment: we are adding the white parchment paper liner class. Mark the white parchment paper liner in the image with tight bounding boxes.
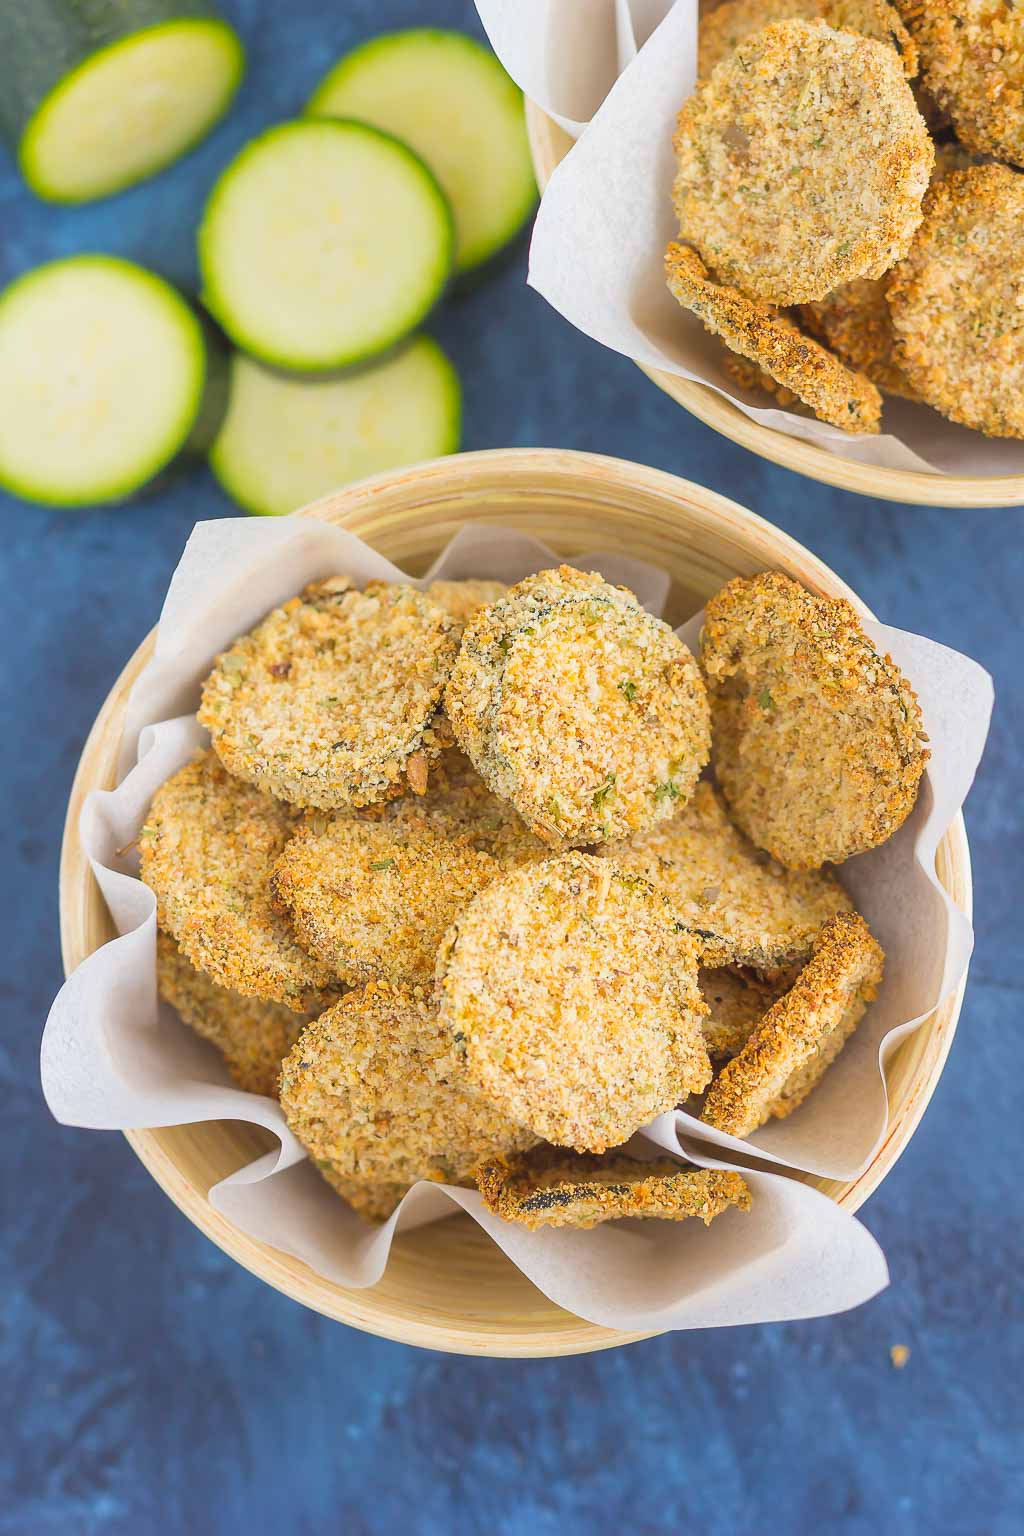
[479,0,1024,477]
[42,517,989,1328]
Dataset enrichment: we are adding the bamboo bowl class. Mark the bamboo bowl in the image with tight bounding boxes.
[59,447,971,1356]
[526,105,1024,509]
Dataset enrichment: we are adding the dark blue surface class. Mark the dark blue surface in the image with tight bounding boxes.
[2,3,1022,1532]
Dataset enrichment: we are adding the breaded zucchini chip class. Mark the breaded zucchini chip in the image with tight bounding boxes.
[198,577,459,810]
[156,931,309,1096]
[666,244,883,433]
[279,981,537,1188]
[426,578,507,629]
[606,779,854,969]
[436,852,712,1153]
[700,966,790,1061]
[444,565,710,847]
[701,571,928,869]
[475,1146,751,1230]
[698,0,918,79]
[271,755,545,986]
[673,20,933,304]
[888,165,1024,438]
[701,912,884,1135]
[908,0,1024,166]
[139,751,337,1009]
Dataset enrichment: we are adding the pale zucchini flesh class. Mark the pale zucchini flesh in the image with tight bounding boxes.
[199,119,454,373]
[0,2,244,203]
[0,256,223,506]
[209,336,461,517]
[308,29,537,274]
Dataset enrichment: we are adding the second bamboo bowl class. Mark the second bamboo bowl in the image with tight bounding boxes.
[526,106,1024,509]
[59,447,971,1356]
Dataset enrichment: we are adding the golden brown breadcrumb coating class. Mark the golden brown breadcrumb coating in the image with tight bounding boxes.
[606,779,853,969]
[279,981,537,1188]
[701,572,928,870]
[436,852,711,1153]
[666,243,883,433]
[698,0,918,80]
[701,912,884,1135]
[156,931,309,1096]
[425,578,507,630]
[723,354,804,410]
[475,1146,751,1230]
[198,577,459,810]
[444,565,710,848]
[270,755,545,986]
[887,164,1024,437]
[800,278,918,399]
[699,966,790,1062]
[139,750,337,1010]
[904,0,1024,166]
[672,20,933,304]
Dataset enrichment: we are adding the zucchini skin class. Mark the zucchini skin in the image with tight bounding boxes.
[0,1,236,166]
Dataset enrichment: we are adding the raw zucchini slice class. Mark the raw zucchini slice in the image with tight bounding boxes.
[198,119,454,373]
[209,336,461,517]
[308,29,536,275]
[0,256,226,507]
[0,2,244,204]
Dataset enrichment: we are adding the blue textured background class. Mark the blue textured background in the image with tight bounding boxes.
[2,2,1021,1532]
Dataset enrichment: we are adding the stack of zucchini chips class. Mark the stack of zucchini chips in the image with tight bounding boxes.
[140,563,926,1232]
[0,7,537,510]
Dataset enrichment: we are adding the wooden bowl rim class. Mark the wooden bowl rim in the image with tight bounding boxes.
[58,446,972,1356]
[525,102,1024,508]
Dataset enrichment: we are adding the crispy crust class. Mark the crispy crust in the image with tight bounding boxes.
[723,354,805,410]
[701,572,928,870]
[606,779,854,969]
[698,0,918,80]
[314,1160,409,1225]
[799,278,918,398]
[908,0,1024,166]
[198,578,459,810]
[436,852,711,1153]
[666,243,883,433]
[887,164,1024,437]
[279,981,537,1187]
[673,20,933,304]
[156,931,309,1096]
[701,912,884,1135]
[139,751,337,1009]
[475,1147,752,1230]
[425,578,507,629]
[444,565,710,848]
[270,756,545,987]
[700,966,791,1061]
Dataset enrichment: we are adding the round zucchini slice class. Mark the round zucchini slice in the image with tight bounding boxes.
[0,2,244,204]
[0,255,226,507]
[308,28,537,275]
[209,335,461,517]
[198,119,454,372]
